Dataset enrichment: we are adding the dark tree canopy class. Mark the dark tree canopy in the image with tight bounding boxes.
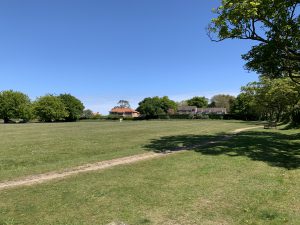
[0,90,32,123]
[186,96,208,108]
[230,92,260,120]
[137,96,177,118]
[59,94,85,121]
[117,100,131,108]
[208,0,300,83]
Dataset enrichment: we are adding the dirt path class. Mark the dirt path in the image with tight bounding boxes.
[0,126,262,191]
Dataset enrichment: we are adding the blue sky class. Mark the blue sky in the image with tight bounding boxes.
[0,0,258,114]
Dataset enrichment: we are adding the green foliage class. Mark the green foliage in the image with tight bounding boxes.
[210,94,235,112]
[157,114,170,120]
[291,106,300,126]
[230,92,260,121]
[91,113,102,120]
[195,114,210,119]
[33,95,68,122]
[176,100,188,108]
[208,0,300,82]
[59,94,84,122]
[169,114,191,119]
[107,114,121,120]
[81,109,94,119]
[231,77,300,121]
[186,96,208,108]
[208,114,223,120]
[117,100,130,108]
[137,96,177,119]
[208,101,216,108]
[0,90,32,123]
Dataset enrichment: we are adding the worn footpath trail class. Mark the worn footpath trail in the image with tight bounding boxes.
[0,126,262,191]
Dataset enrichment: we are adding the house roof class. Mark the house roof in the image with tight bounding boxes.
[177,106,197,111]
[110,107,139,113]
[198,108,226,112]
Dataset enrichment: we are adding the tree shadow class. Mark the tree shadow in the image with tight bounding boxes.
[144,131,300,170]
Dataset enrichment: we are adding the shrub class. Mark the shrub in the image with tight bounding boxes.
[107,115,120,120]
[169,114,190,119]
[92,114,102,120]
[208,114,224,120]
[158,114,170,119]
[195,114,209,119]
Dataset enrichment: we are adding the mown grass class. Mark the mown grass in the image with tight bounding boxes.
[0,124,299,225]
[0,120,256,181]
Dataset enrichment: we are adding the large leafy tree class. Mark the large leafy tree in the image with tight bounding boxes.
[252,77,299,121]
[33,95,68,122]
[59,94,84,121]
[232,77,300,121]
[186,96,208,108]
[210,94,235,112]
[230,92,260,120]
[0,90,32,123]
[137,96,177,118]
[208,0,300,82]
[117,100,130,108]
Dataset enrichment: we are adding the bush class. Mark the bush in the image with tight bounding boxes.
[169,114,191,119]
[107,115,121,120]
[208,114,224,120]
[92,114,102,120]
[123,117,134,121]
[195,114,209,119]
[158,114,170,119]
[291,108,300,125]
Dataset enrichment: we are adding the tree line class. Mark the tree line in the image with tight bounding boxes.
[135,95,235,119]
[2,84,299,124]
[0,90,84,123]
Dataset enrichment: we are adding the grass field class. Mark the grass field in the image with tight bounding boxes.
[0,120,256,181]
[0,121,299,225]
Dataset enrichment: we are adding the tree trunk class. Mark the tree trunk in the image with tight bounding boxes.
[3,117,9,123]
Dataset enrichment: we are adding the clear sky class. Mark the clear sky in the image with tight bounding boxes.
[0,0,258,114]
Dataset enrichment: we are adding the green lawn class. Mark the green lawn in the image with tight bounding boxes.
[0,125,299,225]
[0,120,257,181]
[0,121,299,225]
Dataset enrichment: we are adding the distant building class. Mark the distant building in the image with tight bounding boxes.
[197,108,227,115]
[109,107,140,118]
[177,106,198,115]
[177,106,227,115]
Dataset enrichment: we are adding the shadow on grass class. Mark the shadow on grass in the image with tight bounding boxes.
[144,131,300,170]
